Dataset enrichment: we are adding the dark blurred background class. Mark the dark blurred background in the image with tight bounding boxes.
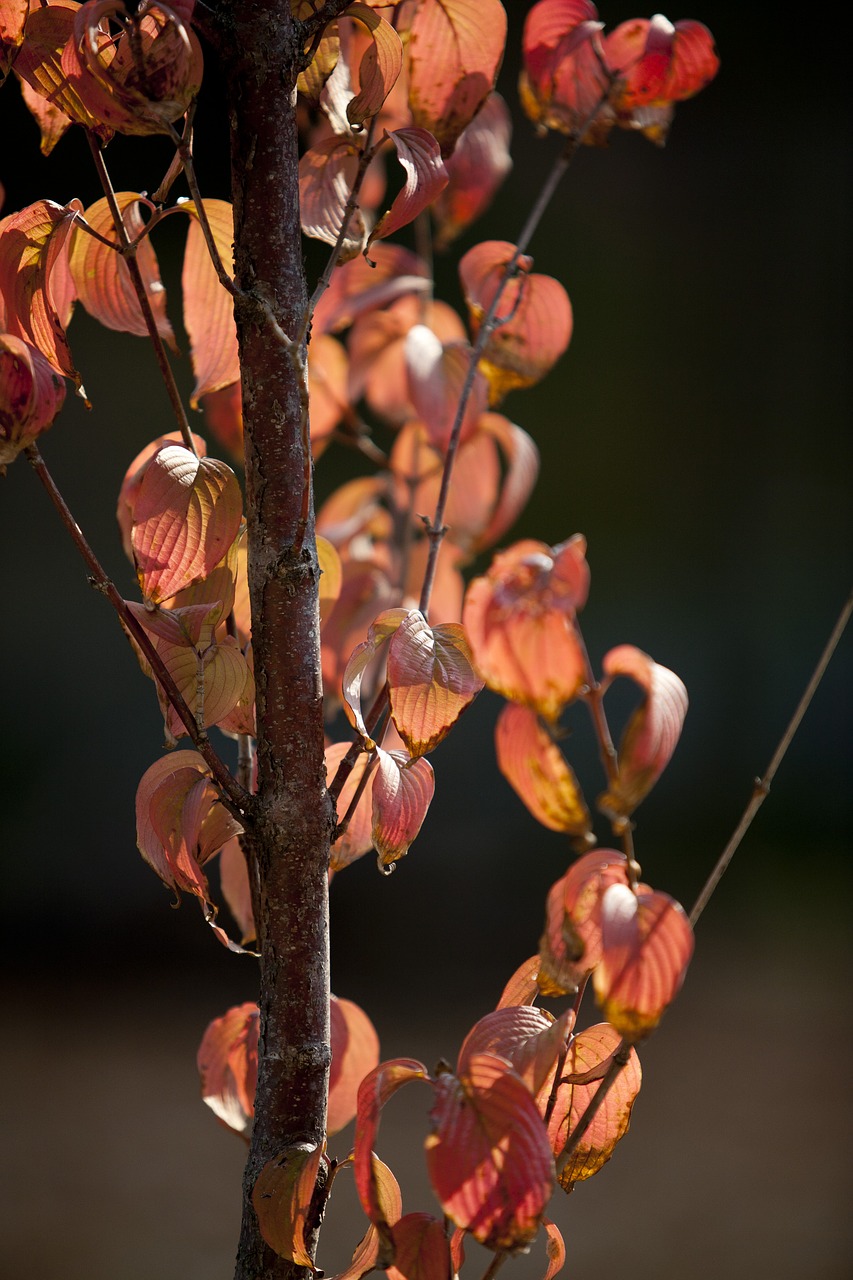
[1,4,851,1278]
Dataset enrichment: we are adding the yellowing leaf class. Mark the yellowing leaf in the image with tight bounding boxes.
[387,611,484,756]
[495,703,591,838]
[345,2,404,128]
[182,199,239,404]
[371,748,435,867]
[0,198,79,381]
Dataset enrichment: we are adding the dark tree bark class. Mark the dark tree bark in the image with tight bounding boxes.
[213,4,334,1277]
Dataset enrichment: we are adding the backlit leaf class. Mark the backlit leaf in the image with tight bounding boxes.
[426,1053,554,1250]
[538,849,629,997]
[182,199,239,404]
[598,644,688,817]
[604,15,719,144]
[496,955,541,1010]
[0,333,66,470]
[253,1142,326,1264]
[495,703,592,838]
[0,198,79,380]
[342,607,409,743]
[329,994,381,1135]
[407,0,507,157]
[387,612,484,756]
[300,136,366,261]
[457,1005,568,1103]
[0,0,27,84]
[18,76,72,155]
[197,1001,259,1138]
[371,748,435,866]
[519,0,609,140]
[345,2,404,128]
[117,430,207,562]
[367,127,449,250]
[313,242,428,335]
[593,883,694,1041]
[354,1059,431,1225]
[542,1217,566,1280]
[387,1214,450,1280]
[433,92,512,250]
[547,1022,641,1186]
[13,1,112,141]
[404,324,488,452]
[219,835,255,944]
[327,742,375,871]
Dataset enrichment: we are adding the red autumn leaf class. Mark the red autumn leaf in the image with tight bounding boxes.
[328,994,381,1135]
[462,536,589,720]
[327,742,375,871]
[547,1022,641,1186]
[519,0,610,141]
[0,333,66,470]
[604,15,719,141]
[538,848,629,997]
[367,127,449,250]
[182,199,239,404]
[542,1217,567,1280]
[130,444,243,604]
[197,1001,259,1138]
[495,703,592,838]
[69,193,175,349]
[62,0,203,137]
[426,1053,554,1251]
[404,324,488,452]
[387,1214,451,1280]
[300,136,367,261]
[345,2,404,128]
[496,955,541,1010]
[457,1005,574,1105]
[334,1156,403,1280]
[13,1,112,142]
[354,1059,431,1226]
[18,76,73,155]
[342,607,409,743]
[433,92,512,250]
[406,0,507,157]
[371,748,435,867]
[218,835,255,944]
[598,644,688,817]
[387,611,484,756]
[450,1226,466,1276]
[593,883,694,1041]
[116,430,207,562]
[313,242,429,335]
[0,0,27,83]
[460,240,573,401]
[0,198,79,381]
[253,1142,326,1264]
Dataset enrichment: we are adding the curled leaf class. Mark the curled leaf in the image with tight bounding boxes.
[0,198,79,380]
[0,333,66,470]
[433,92,512,250]
[538,849,629,997]
[345,2,404,128]
[342,607,409,743]
[495,703,592,839]
[253,1142,326,1264]
[519,0,609,141]
[387,611,484,757]
[197,1001,259,1138]
[354,1059,431,1226]
[329,994,381,1135]
[371,748,435,867]
[181,199,239,403]
[367,127,449,250]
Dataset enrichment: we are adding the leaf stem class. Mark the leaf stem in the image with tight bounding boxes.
[25,444,250,817]
[689,588,853,927]
[86,132,198,457]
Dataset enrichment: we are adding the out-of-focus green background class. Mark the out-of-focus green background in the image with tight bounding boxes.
[1,4,850,1278]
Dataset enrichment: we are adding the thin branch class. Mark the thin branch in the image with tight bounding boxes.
[299,0,355,43]
[25,444,251,818]
[86,133,198,457]
[332,746,377,843]
[689,588,853,927]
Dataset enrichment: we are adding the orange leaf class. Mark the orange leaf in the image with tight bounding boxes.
[495,703,591,838]
[116,430,207,562]
[130,444,243,604]
[253,1142,326,1264]
[0,0,27,83]
[404,324,488,452]
[342,607,409,743]
[496,955,541,1010]
[0,333,66,470]
[218,835,255,944]
[197,1001,259,1138]
[593,883,694,1041]
[538,849,629,997]
[547,1022,641,1186]
[426,1053,554,1250]
[327,741,375,871]
[18,76,72,155]
[387,611,484,756]
[433,92,512,250]
[0,198,79,381]
[367,127,449,250]
[182,199,239,404]
[313,242,428,335]
[457,1005,573,1105]
[13,1,113,141]
[345,2,404,128]
[387,1214,451,1280]
[69,193,175,349]
[300,136,366,261]
[329,994,381,1135]
[371,748,435,867]
[598,644,688,817]
[542,1217,567,1280]
[407,0,507,157]
[354,1059,431,1226]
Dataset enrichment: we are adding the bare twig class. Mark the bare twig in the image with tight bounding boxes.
[689,589,853,927]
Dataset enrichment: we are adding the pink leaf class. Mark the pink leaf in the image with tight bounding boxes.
[538,849,629,997]
[219,835,255,944]
[542,1217,567,1280]
[345,2,404,128]
[130,444,243,604]
[426,1053,554,1250]
[496,955,541,1010]
[197,1001,259,1138]
[354,1059,431,1225]
[182,199,239,404]
[598,644,688,817]
[341,607,409,743]
[116,430,207,563]
[327,742,376,871]
[404,324,488,452]
[433,92,512,250]
[457,1005,573,1104]
[0,333,66,469]
[312,243,429,336]
[406,0,508,157]
[593,883,694,1041]
[520,1,609,140]
[495,703,592,838]
[328,994,381,1135]
[387,611,484,757]
[0,198,79,381]
[300,136,366,261]
[371,748,435,866]
[387,1214,451,1280]
[367,127,449,250]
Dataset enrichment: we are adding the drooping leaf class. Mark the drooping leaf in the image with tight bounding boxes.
[197,1001,259,1138]
[18,75,73,155]
[604,15,719,143]
[387,1214,451,1280]
[387,611,484,756]
[367,127,449,250]
[329,994,381,1135]
[457,1005,563,1102]
[0,198,79,380]
[433,92,512,250]
[327,742,375,871]
[300,136,366,261]
[181,199,239,404]
[547,1022,641,1186]
[495,703,592,838]
[0,333,66,471]
[404,324,488,452]
[69,193,176,349]
[496,955,541,1010]
[541,1217,567,1280]
[218,835,255,944]
[354,1059,431,1226]
[130,444,243,604]
[313,242,428,335]
[592,883,694,1041]
[519,0,610,141]
[371,748,435,866]
[13,1,112,141]
[426,1053,554,1250]
[116,430,208,562]
[253,1142,326,1264]
[345,2,404,128]
[406,0,507,157]
[538,849,629,997]
[342,607,409,743]
[155,633,255,739]
[335,1156,403,1280]
[0,0,27,84]
[598,644,688,817]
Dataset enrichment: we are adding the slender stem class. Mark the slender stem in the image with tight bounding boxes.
[556,1040,632,1176]
[689,589,853,927]
[299,0,357,43]
[25,444,249,816]
[332,747,378,842]
[328,682,388,803]
[480,1251,508,1280]
[169,113,240,299]
[86,133,198,457]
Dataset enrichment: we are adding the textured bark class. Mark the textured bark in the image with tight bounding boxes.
[218,4,334,1278]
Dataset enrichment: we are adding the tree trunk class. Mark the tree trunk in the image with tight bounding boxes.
[218,4,333,1277]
